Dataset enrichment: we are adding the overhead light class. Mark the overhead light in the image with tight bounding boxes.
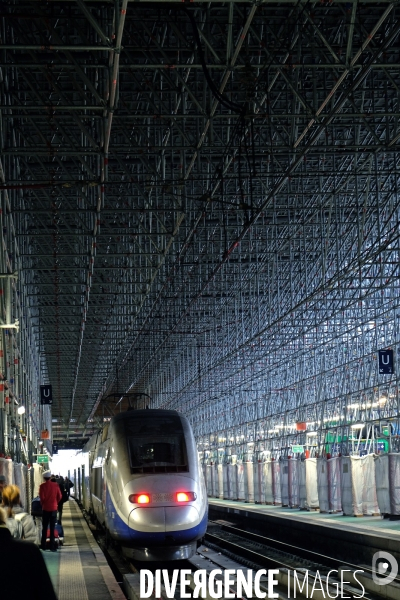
[17,406,25,415]
[306,431,318,437]
[351,423,364,429]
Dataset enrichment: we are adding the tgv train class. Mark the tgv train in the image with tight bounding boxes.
[81,409,208,560]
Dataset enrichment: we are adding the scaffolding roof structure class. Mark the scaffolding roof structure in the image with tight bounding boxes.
[1,0,399,451]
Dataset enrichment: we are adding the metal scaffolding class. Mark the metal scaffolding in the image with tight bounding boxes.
[0,1,399,460]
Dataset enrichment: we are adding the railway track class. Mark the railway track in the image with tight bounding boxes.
[207,520,400,586]
[80,506,396,600]
[198,520,399,599]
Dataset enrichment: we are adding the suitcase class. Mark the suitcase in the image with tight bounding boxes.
[55,522,64,545]
[45,528,60,549]
[31,497,42,517]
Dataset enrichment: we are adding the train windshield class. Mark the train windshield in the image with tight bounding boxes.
[125,415,188,473]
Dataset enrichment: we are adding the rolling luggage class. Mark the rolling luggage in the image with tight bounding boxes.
[55,522,64,545]
[45,527,60,549]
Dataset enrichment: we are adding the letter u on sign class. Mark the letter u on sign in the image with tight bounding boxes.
[378,349,394,374]
[40,385,53,405]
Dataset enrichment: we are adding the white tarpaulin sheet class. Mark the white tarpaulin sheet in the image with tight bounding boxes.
[206,465,213,496]
[374,454,390,516]
[244,462,254,503]
[305,458,319,509]
[22,464,28,510]
[280,459,289,506]
[13,462,23,489]
[13,463,27,510]
[263,461,274,504]
[212,464,219,498]
[0,457,6,482]
[328,457,342,512]
[288,459,299,507]
[388,453,400,515]
[217,464,224,499]
[223,464,229,499]
[272,460,281,504]
[4,458,13,485]
[28,467,34,509]
[341,456,353,515]
[350,454,380,516]
[317,458,329,512]
[298,460,306,509]
[349,456,363,516]
[237,463,245,500]
[254,462,265,503]
[228,464,237,499]
[33,462,42,498]
[211,464,218,498]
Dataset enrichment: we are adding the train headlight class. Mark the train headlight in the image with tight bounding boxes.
[129,493,150,504]
[176,492,196,502]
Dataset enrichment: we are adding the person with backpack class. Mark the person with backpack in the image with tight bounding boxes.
[55,476,69,526]
[2,484,37,542]
[65,477,74,496]
[0,507,58,600]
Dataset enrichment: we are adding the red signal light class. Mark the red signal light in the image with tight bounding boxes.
[129,493,150,504]
[176,491,196,502]
[137,494,150,504]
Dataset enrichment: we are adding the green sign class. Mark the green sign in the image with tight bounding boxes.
[37,455,49,464]
[292,445,304,454]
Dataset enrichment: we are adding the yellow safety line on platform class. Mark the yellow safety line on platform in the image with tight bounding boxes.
[59,500,89,600]
[73,499,126,600]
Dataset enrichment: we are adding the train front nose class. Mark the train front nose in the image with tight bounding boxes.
[128,505,200,542]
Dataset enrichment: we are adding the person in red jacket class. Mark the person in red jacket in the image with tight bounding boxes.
[39,470,62,551]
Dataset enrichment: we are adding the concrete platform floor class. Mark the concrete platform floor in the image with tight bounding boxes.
[209,498,400,540]
[41,499,126,600]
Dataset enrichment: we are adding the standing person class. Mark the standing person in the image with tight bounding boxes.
[0,474,5,503]
[56,476,68,525]
[2,484,37,542]
[1,486,23,539]
[39,471,62,551]
[65,477,73,496]
[0,507,58,600]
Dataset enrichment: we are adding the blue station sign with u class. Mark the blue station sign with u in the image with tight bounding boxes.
[378,349,394,374]
[40,385,53,405]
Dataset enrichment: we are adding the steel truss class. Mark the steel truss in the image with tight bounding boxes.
[0,1,399,459]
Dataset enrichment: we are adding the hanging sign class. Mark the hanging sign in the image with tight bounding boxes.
[292,445,304,454]
[40,385,53,405]
[41,429,50,439]
[379,349,394,374]
[37,455,49,464]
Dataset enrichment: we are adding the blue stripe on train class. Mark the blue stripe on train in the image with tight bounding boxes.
[105,485,208,544]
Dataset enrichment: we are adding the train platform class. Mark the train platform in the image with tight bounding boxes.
[41,499,126,600]
[208,498,400,563]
